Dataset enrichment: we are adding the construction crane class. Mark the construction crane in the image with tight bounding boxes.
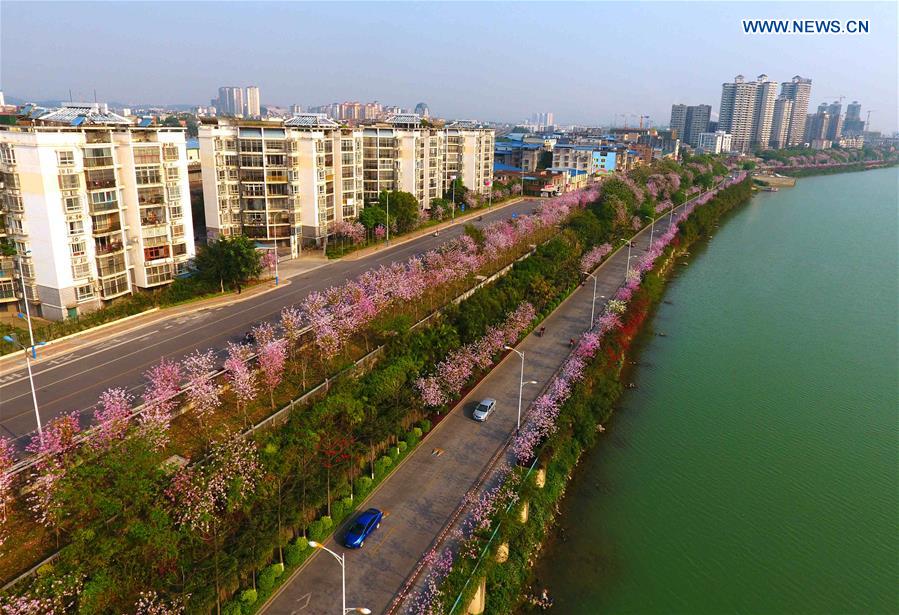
[822,95,846,104]
[865,110,875,131]
[639,115,650,129]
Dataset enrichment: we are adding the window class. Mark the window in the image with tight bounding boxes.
[72,259,91,279]
[75,284,95,302]
[65,196,83,212]
[67,220,84,236]
[166,185,181,201]
[70,241,86,257]
[144,245,170,261]
[136,168,161,185]
[0,144,16,164]
[239,139,262,153]
[133,148,160,165]
[57,151,75,166]
[90,190,118,211]
[58,174,80,190]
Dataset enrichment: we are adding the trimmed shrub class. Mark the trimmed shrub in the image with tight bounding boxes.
[397,440,408,453]
[375,455,393,478]
[308,519,325,543]
[239,588,258,607]
[222,601,242,615]
[272,562,284,576]
[331,498,347,521]
[320,515,333,533]
[355,475,373,497]
[340,496,354,515]
[284,543,303,567]
[259,563,282,593]
[419,419,432,433]
[389,446,400,460]
[412,427,423,438]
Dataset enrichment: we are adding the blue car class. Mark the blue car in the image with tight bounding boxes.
[344,508,383,549]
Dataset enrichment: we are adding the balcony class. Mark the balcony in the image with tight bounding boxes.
[95,240,125,257]
[140,208,167,227]
[92,221,122,236]
[86,131,112,144]
[96,251,126,275]
[84,156,114,168]
[100,274,130,299]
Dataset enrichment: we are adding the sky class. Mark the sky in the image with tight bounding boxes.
[2,1,897,132]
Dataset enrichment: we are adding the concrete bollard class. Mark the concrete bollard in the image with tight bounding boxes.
[467,576,487,614]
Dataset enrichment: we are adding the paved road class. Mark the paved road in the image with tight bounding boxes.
[0,200,540,442]
[262,196,700,615]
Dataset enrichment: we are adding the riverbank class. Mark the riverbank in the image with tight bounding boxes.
[415,177,753,614]
[529,166,898,613]
[772,159,897,178]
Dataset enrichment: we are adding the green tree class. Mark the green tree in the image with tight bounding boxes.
[537,150,553,170]
[162,116,182,128]
[194,236,261,293]
[377,190,420,234]
[357,204,387,230]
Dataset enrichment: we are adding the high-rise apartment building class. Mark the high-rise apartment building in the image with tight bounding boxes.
[824,101,843,142]
[218,86,245,117]
[199,114,363,255]
[843,101,865,135]
[669,104,688,138]
[752,75,778,148]
[0,103,194,321]
[685,105,711,147]
[779,75,812,146]
[697,131,733,154]
[718,75,759,153]
[444,120,495,195]
[246,86,261,118]
[769,96,794,149]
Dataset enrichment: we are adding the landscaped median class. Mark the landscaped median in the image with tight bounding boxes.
[404,175,752,615]
[0,155,740,613]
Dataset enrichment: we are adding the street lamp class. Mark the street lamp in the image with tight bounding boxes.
[308,541,371,615]
[620,238,633,283]
[2,333,45,442]
[385,191,390,246]
[581,271,599,330]
[503,346,537,432]
[450,174,457,223]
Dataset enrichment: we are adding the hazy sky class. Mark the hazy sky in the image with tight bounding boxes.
[2,1,897,132]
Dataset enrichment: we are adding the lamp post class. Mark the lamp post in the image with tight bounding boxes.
[581,272,598,330]
[385,191,390,246]
[308,541,371,615]
[2,333,45,442]
[16,252,38,359]
[450,175,457,223]
[620,238,633,283]
[504,346,537,432]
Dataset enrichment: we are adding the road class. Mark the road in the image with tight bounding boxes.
[0,200,540,443]
[261,195,702,615]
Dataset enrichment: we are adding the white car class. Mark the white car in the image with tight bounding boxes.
[473,398,497,422]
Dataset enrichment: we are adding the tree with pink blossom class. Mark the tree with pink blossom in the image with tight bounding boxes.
[0,437,15,547]
[26,412,81,536]
[224,342,257,424]
[92,387,133,450]
[166,435,261,615]
[183,349,222,427]
[141,357,183,436]
[132,591,188,615]
[258,338,288,409]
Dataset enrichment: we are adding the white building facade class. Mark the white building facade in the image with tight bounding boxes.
[697,131,733,154]
[0,103,194,321]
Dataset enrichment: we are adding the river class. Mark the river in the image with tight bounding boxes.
[531,167,899,614]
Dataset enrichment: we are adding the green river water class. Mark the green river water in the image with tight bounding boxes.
[532,167,899,614]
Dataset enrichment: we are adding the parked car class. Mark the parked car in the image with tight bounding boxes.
[472,398,497,422]
[343,508,383,548]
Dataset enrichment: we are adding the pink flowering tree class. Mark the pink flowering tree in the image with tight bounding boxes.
[92,387,133,450]
[183,349,222,427]
[132,591,188,615]
[141,358,183,437]
[258,338,288,409]
[26,412,81,536]
[0,437,15,547]
[224,342,257,424]
[166,436,261,615]
[260,251,278,277]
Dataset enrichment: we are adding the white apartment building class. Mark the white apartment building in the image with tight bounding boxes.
[246,86,261,118]
[0,103,194,321]
[718,75,758,153]
[362,114,446,209]
[199,114,364,254]
[697,131,733,154]
[444,120,494,195]
[200,114,494,251]
[552,145,598,175]
[769,96,794,150]
[780,75,813,146]
[752,75,778,149]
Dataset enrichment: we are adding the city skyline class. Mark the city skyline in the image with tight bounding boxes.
[2,2,896,132]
